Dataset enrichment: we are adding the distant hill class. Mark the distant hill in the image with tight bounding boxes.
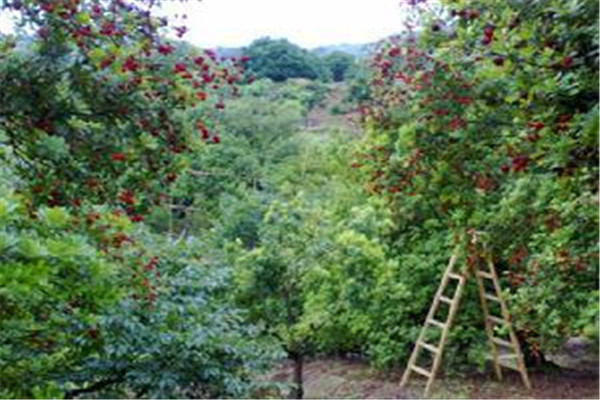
[310,43,375,59]
[214,42,376,60]
[214,46,245,59]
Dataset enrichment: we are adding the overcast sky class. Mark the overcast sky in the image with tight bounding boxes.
[0,0,408,48]
[160,0,407,48]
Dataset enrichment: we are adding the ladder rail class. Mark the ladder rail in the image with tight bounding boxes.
[486,258,531,389]
[400,250,532,397]
[472,259,503,380]
[423,268,468,398]
[400,253,458,388]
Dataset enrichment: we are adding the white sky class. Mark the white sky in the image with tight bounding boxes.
[161,0,407,48]
[1,0,408,48]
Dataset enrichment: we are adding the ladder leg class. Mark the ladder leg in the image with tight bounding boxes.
[424,271,468,398]
[487,258,531,390]
[399,346,418,388]
[473,262,503,380]
[400,254,457,390]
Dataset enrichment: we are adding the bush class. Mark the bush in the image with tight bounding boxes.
[0,192,282,398]
[72,237,283,399]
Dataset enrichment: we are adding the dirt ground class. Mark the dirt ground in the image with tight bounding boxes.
[304,83,361,135]
[263,358,599,399]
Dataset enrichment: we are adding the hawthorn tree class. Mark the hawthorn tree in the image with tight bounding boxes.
[353,0,599,364]
[0,2,285,398]
[0,0,249,220]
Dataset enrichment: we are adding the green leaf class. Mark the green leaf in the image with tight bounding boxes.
[0,197,20,225]
[38,207,70,229]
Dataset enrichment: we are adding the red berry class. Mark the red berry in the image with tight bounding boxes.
[511,155,530,172]
[500,164,510,173]
[100,56,114,69]
[528,121,545,130]
[76,26,91,37]
[468,9,480,19]
[212,135,220,144]
[561,56,573,69]
[122,56,140,72]
[173,63,187,73]
[388,47,401,57]
[166,172,177,182]
[88,328,99,339]
[456,96,473,105]
[158,44,174,55]
[111,152,126,161]
[199,126,210,139]
[130,214,144,223]
[41,3,54,12]
[118,190,135,205]
[100,21,116,36]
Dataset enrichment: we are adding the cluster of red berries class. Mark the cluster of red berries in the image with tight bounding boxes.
[481,26,494,45]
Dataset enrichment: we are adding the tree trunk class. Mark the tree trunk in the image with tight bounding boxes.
[288,351,304,399]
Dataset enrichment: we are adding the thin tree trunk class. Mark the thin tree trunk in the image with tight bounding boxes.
[289,351,304,399]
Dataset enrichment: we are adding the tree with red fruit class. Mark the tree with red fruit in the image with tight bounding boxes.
[0,0,244,219]
[355,0,598,366]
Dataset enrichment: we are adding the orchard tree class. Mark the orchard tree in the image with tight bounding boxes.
[0,1,286,398]
[244,37,329,82]
[354,0,599,363]
[0,0,249,221]
[323,51,356,82]
[233,197,321,399]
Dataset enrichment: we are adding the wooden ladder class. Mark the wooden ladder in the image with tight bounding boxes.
[400,252,531,398]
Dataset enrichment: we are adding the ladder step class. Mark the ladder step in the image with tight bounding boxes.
[439,295,453,304]
[486,353,517,361]
[485,353,519,370]
[426,318,446,329]
[498,354,520,371]
[491,337,514,348]
[476,270,494,280]
[486,315,507,325]
[418,341,440,354]
[448,273,464,281]
[484,293,501,303]
[411,365,432,378]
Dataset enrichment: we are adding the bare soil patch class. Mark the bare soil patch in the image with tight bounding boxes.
[263,358,599,399]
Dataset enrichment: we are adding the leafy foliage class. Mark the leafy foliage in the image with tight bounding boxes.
[323,51,356,82]
[72,237,283,399]
[0,193,120,398]
[353,0,599,363]
[0,0,245,215]
[244,38,329,82]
